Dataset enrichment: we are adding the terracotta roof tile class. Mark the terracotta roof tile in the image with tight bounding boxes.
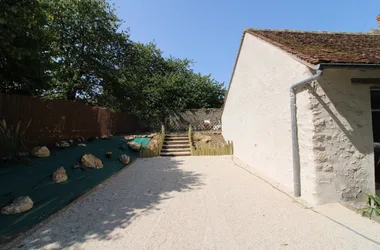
[246,29,380,65]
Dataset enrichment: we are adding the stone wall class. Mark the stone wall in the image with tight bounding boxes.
[308,68,378,205]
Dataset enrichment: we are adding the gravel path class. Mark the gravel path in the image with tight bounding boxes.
[16,156,380,250]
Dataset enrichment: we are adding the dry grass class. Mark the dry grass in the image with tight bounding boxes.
[192,141,233,156]
[189,125,232,156]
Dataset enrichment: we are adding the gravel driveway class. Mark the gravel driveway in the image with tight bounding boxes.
[15,156,380,249]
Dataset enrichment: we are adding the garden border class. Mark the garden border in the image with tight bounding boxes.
[1,159,139,250]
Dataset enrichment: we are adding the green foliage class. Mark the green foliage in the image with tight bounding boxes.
[105,43,226,122]
[1,0,225,120]
[362,194,380,219]
[0,0,52,95]
[0,119,32,160]
[42,0,129,101]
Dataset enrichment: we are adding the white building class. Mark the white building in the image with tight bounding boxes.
[222,28,380,205]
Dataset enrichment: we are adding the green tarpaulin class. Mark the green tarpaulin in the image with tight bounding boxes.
[0,136,149,244]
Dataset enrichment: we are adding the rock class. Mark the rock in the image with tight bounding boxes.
[77,143,86,147]
[147,138,159,150]
[55,142,61,148]
[81,154,103,169]
[52,167,68,183]
[101,135,109,140]
[80,137,85,141]
[95,137,99,140]
[60,141,70,148]
[119,154,130,165]
[77,138,82,142]
[128,141,141,151]
[17,152,29,158]
[31,146,50,158]
[68,139,74,144]
[201,135,212,143]
[124,135,135,140]
[73,164,81,169]
[1,196,33,215]
[147,133,157,138]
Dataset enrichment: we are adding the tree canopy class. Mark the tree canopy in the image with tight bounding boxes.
[0,0,226,121]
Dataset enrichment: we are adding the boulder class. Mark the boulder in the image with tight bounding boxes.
[77,138,82,142]
[148,133,157,138]
[128,141,141,151]
[73,164,81,169]
[77,143,86,147]
[193,133,212,143]
[1,196,33,215]
[52,167,68,183]
[101,135,110,140]
[68,139,74,144]
[31,146,50,158]
[124,135,135,140]
[201,136,212,143]
[119,154,130,165]
[95,137,99,140]
[81,154,103,169]
[147,138,159,150]
[60,141,70,148]
[17,152,29,158]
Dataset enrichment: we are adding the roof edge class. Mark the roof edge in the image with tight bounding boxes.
[317,63,380,70]
[221,29,248,116]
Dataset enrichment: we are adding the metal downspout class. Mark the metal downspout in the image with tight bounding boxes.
[290,70,323,197]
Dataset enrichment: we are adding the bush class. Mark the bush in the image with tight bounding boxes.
[362,194,380,219]
[0,119,32,161]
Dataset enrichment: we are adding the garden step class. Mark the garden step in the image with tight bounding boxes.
[164,140,189,145]
[161,148,191,152]
[160,152,191,157]
[162,144,190,148]
[165,137,189,141]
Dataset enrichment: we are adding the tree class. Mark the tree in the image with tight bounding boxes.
[104,42,226,122]
[0,0,226,121]
[0,0,52,95]
[42,0,130,101]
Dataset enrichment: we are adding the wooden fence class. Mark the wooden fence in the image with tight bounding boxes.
[0,94,141,152]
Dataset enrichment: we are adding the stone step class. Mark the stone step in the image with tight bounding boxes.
[160,152,191,157]
[164,140,189,145]
[161,147,191,152]
[166,134,188,137]
[165,137,189,141]
[162,144,190,149]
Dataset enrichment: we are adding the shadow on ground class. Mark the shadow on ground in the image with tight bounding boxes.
[17,157,204,249]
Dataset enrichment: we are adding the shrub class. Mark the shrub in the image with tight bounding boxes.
[362,194,380,219]
[0,119,32,161]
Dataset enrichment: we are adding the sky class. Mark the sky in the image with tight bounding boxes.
[113,0,379,88]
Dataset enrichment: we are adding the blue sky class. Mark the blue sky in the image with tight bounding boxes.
[113,0,379,88]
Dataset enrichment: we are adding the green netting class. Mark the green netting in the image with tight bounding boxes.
[131,137,151,148]
[0,136,142,243]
